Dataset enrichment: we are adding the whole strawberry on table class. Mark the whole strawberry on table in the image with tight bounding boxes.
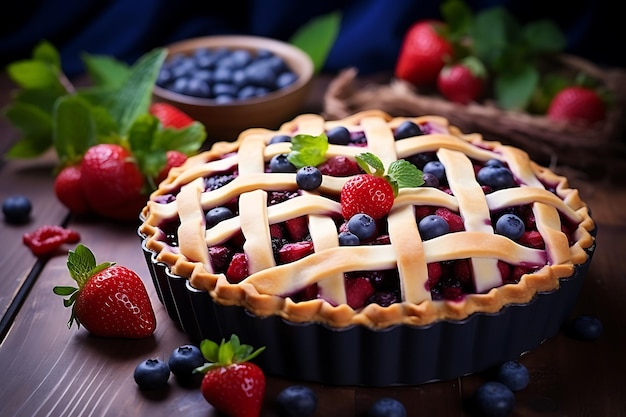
[53,244,156,338]
[3,40,207,222]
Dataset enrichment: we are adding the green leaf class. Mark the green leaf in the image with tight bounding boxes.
[521,20,566,55]
[287,132,329,168]
[32,39,61,68]
[67,244,98,288]
[52,286,78,296]
[494,65,539,110]
[6,60,63,91]
[441,0,474,41]
[3,102,53,157]
[12,87,65,114]
[289,11,341,74]
[105,48,167,135]
[82,53,132,88]
[200,339,220,362]
[387,159,424,189]
[470,7,521,69]
[355,152,384,176]
[53,95,97,164]
[151,122,206,154]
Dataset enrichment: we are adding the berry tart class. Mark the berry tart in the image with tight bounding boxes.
[138,110,596,386]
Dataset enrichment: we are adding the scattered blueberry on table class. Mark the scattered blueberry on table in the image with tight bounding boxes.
[567,314,604,341]
[473,381,515,417]
[276,385,318,417]
[134,359,171,390]
[367,397,407,417]
[2,194,32,224]
[495,360,530,391]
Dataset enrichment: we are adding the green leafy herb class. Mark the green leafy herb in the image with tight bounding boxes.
[287,132,329,168]
[289,11,341,74]
[356,152,424,196]
[3,40,206,190]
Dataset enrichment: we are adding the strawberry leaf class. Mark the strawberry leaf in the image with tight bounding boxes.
[66,244,113,289]
[494,65,539,110]
[287,133,329,168]
[521,20,566,55]
[4,102,53,158]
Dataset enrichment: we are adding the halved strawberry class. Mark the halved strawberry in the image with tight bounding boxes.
[285,216,309,241]
[226,252,249,283]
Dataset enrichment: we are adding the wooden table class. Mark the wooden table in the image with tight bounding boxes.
[1,71,625,417]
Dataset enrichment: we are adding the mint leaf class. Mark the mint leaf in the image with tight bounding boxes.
[494,65,539,110]
[355,152,384,176]
[53,95,97,165]
[287,133,329,168]
[7,60,64,91]
[289,11,341,74]
[32,39,61,68]
[3,102,53,158]
[387,159,424,189]
[105,47,167,135]
[82,53,132,88]
[521,20,566,54]
[151,122,206,154]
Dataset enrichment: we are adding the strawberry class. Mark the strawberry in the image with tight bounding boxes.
[546,86,606,126]
[80,144,148,221]
[437,57,486,104]
[155,150,188,184]
[345,276,375,309]
[53,244,156,338]
[395,20,454,86]
[278,241,314,263]
[196,335,266,417]
[317,155,361,177]
[226,252,249,283]
[54,165,91,215]
[149,102,194,128]
[284,216,309,241]
[341,174,394,220]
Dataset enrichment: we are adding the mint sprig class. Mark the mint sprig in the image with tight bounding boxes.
[3,40,206,190]
[287,132,329,168]
[356,152,424,196]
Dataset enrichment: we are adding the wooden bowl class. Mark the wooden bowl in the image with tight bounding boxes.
[153,35,314,141]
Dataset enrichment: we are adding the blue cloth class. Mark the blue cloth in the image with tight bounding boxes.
[0,0,620,77]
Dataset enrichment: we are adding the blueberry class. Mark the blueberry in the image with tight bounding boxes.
[269,154,297,173]
[276,385,318,417]
[269,134,292,144]
[277,71,298,88]
[423,161,446,183]
[368,397,406,417]
[133,358,170,390]
[422,172,440,188]
[477,165,515,190]
[394,120,423,140]
[347,213,377,241]
[495,360,530,391]
[338,231,360,246]
[485,158,505,168]
[473,381,515,417]
[206,206,235,228]
[495,213,525,240]
[568,314,604,340]
[2,194,32,224]
[168,344,206,379]
[326,126,351,145]
[296,166,323,190]
[418,215,449,240]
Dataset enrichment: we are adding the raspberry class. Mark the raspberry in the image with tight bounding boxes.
[435,207,464,232]
[317,156,361,177]
[22,225,81,257]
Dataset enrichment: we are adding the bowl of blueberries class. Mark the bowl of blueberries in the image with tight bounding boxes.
[153,35,314,140]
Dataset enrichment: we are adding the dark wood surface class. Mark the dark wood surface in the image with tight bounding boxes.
[1,71,625,417]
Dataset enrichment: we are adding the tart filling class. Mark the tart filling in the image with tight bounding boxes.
[139,110,595,329]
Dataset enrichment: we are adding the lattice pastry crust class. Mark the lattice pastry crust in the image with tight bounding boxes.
[139,110,595,329]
